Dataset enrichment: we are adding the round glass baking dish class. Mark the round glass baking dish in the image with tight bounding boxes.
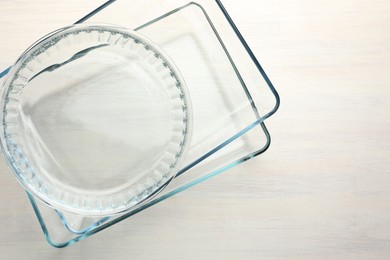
[0,24,192,216]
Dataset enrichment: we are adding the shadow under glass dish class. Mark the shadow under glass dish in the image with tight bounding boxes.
[0,24,192,216]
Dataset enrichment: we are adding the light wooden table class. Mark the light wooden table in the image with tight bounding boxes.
[1,0,390,259]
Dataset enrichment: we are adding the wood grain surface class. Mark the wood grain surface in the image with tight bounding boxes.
[0,0,390,259]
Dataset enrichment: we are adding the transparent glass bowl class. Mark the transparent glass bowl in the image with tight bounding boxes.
[0,24,192,216]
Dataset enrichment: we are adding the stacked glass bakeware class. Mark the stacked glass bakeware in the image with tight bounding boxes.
[0,0,279,247]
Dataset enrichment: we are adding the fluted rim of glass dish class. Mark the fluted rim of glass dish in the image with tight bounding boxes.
[0,23,193,217]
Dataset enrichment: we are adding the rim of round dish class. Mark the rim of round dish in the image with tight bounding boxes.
[0,24,193,216]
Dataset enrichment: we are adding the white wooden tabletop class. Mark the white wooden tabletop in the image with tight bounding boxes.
[1,0,390,259]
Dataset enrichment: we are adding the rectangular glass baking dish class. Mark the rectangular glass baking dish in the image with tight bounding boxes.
[0,0,279,247]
